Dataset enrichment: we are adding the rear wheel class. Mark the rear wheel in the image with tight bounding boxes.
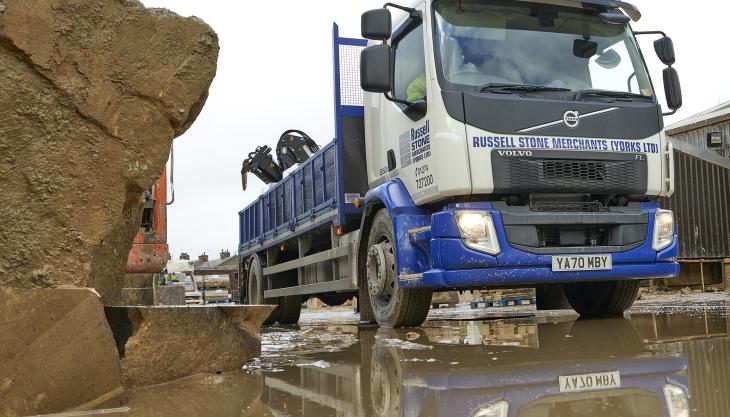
[563,280,640,317]
[246,254,301,325]
[366,210,431,327]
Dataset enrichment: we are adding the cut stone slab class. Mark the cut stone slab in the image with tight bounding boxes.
[105,305,275,387]
[0,288,125,417]
[0,0,219,304]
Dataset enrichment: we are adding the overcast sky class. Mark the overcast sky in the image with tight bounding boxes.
[140,0,730,261]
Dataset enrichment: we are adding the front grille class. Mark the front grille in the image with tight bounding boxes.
[492,153,647,194]
[531,201,605,213]
[536,226,610,248]
[542,160,606,181]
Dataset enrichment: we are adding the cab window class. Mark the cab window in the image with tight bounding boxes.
[393,24,427,103]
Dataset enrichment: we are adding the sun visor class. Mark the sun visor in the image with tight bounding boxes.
[511,0,641,21]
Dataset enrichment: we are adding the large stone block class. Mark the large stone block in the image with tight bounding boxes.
[0,0,219,303]
[0,288,124,417]
[105,305,275,387]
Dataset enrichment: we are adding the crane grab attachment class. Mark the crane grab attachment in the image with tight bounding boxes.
[241,130,319,190]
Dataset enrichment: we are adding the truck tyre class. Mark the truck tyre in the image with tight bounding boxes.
[563,280,640,317]
[276,294,301,325]
[536,284,571,310]
[365,209,432,327]
[246,254,301,325]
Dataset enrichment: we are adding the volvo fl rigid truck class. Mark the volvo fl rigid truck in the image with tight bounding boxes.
[238,0,682,327]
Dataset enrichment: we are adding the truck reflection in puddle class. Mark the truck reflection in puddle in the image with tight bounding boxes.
[260,317,695,417]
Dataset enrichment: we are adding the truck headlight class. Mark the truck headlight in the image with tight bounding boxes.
[472,400,509,417]
[653,209,675,251]
[663,384,689,417]
[455,211,500,255]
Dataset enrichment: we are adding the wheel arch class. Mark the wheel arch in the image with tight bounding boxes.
[358,179,431,280]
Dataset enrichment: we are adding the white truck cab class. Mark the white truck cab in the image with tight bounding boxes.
[363,0,677,205]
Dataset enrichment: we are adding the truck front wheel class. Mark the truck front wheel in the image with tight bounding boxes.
[365,210,432,327]
[563,280,640,317]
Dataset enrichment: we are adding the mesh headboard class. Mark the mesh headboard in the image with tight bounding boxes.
[333,23,367,123]
[332,23,369,201]
[337,43,365,107]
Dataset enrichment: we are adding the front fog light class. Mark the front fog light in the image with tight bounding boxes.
[653,209,675,251]
[472,400,509,417]
[455,211,500,255]
[664,384,689,417]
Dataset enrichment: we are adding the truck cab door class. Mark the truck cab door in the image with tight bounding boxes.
[367,3,431,193]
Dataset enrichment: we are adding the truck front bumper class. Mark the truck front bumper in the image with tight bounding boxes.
[418,257,679,288]
[401,202,679,289]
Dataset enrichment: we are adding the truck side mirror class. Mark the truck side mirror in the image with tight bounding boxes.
[361,44,392,93]
[663,67,682,112]
[361,9,392,40]
[654,37,675,66]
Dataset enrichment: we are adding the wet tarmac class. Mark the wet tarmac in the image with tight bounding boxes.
[57,295,730,417]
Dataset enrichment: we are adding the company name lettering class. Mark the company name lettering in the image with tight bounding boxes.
[411,121,431,163]
[472,135,660,154]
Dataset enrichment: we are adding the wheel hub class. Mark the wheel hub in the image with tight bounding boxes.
[367,242,395,297]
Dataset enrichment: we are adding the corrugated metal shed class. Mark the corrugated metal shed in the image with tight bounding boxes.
[663,102,730,260]
[661,140,730,259]
[667,101,730,157]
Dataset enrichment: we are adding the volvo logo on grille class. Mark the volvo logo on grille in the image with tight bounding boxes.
[497,150,533,157]
[563,110,580,128]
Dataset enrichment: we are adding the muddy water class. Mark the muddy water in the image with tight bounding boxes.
[253,302,730,417]
[89,301,729,417]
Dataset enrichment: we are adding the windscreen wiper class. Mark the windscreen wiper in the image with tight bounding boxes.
[575,89,651,101]
[479,83,571,93]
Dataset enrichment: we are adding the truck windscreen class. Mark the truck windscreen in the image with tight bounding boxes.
[432,1,653,98]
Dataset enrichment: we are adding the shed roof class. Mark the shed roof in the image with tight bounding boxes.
[666,101,730,136]
[669,137,730,170]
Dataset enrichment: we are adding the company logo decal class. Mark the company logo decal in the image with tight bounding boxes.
[497,150,533,157]
[517,107,619,133]
[563,110,580,128]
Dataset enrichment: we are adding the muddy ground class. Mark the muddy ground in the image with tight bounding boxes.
[81,291,729,416]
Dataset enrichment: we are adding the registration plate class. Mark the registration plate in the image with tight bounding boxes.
[552,255,612,272]
[559,371,621,393]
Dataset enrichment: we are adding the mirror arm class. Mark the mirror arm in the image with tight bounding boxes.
[663,109,677,117]
[384,92,411,107]
[383,2,417,13]
[383,2,421,23]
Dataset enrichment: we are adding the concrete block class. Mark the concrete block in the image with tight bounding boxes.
[0,288,124,417]
[155,285,186,306]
